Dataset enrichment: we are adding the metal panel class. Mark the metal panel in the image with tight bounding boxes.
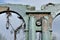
[29,16,36,40]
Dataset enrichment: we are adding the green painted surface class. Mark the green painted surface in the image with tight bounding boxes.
[0,4,26,17]
[24,16,29,40]
[29,16,36,40]
[42,16,50,40]
[0,4,52,40]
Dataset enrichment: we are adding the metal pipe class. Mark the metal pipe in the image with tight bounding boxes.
[14,31,16,40]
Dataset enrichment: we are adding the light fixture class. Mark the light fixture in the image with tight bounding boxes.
[36,18,42,26]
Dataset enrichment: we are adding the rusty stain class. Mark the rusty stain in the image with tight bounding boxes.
[29,14,49,19]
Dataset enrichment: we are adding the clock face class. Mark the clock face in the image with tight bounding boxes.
[0,12,25,40]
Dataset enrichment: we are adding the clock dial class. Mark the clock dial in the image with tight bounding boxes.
[0,11,25,40]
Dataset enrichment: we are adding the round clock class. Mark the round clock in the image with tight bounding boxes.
[0,8,26,40]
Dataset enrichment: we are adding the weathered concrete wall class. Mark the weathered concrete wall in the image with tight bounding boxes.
[41,3,60,18]
[26,5,35,11]
[0,4,26,17]
[0,3,55,40]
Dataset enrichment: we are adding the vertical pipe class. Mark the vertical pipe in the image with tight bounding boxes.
[24,16,29,40]
[14,31,16,40]
[48,15,53,40]
[29,16,36,40]
[25,32,29,40]
[50,32,52,40]
[42,16,49,40]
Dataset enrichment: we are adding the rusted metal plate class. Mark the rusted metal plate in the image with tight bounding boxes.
[0,6,8,12]
[42,18,48,31]
[29,14,49,19]
[26,12,50,19]
[48,15,52,32]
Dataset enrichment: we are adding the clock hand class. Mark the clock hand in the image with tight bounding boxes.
[9,22,15,30]
[6,7,11,16]
[15,23,22,32]
[6,15,10,29]
[6,7,12,29]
